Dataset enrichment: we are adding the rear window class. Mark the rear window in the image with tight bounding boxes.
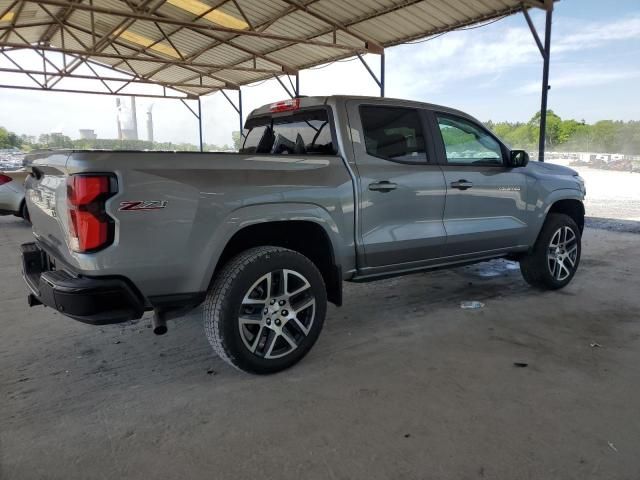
[359,106,427,163]
[240,109,336,155]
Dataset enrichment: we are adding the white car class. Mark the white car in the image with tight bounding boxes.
[0,170,29,221]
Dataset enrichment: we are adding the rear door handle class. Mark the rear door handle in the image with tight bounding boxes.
[368,181,398,192]
[450,179,473,190]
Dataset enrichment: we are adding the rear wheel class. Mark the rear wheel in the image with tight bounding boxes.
[21,202,30,223]
[520,213,581,290]
[15,201,30,223]
[203,246,327,374]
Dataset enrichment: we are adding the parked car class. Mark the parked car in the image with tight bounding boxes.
[0,170,29,221]
[20,96,586,374]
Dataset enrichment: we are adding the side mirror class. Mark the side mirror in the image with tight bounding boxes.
[509,150,529,168]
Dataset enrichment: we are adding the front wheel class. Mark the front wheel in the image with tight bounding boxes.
[519,213,582,290]
[203,247,327,374]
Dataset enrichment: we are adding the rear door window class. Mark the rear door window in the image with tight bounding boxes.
[359,106,427,163]
[240,109,335,155]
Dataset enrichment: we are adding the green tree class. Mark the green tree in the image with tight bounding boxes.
[232,130,242,150]
[0,126,22,149]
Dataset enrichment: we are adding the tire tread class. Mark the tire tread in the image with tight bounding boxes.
[203,246,325,373]
[519,213,581,290]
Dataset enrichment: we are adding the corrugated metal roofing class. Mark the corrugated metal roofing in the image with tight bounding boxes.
[0,0,549,98]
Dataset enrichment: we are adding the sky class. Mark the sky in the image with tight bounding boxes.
[0,0,639,147]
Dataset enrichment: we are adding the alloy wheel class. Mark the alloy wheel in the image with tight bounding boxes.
[238,269,316,359]
[547,226,578,281]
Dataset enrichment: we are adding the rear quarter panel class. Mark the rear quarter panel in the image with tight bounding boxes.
[63,151,355,298]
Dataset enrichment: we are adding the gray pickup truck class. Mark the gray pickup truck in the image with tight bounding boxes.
[21,95,585,374]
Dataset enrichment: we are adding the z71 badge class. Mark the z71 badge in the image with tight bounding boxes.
[119,200,168,211]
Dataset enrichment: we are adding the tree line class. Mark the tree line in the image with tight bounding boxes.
[3,111,640,154]
[1,131,236,152]
[485,111,640,155]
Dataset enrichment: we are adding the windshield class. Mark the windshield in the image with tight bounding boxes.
[240,109,336,155]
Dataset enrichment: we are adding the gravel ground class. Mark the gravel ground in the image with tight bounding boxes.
[548,161,640,224]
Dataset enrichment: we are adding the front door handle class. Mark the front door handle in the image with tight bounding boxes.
[450,179,473,190]
[368,181,398,192]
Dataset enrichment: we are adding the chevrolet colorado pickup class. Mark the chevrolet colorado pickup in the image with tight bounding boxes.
[21,96,586,374]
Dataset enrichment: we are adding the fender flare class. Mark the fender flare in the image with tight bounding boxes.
[197,202,347,293]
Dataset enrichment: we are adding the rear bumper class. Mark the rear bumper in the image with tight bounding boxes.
[21,242,145,325]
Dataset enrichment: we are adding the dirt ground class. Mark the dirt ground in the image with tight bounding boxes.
[548,162,640,222]
[1,215,639,480]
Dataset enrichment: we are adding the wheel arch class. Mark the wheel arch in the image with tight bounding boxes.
[212,219,343,306]
[547,198,585,233]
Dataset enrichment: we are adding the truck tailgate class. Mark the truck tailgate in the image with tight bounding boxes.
[25,152,78,268]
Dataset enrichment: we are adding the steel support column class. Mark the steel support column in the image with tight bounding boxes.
[357,52,385,97]
[538,8,553,163]
[523,4,553,162]
[219,88,243,145]
[197,97,203,152]
[275,74,295,98]
[180,98,203,151]
[380,52,385,97]
[238,88,243,134]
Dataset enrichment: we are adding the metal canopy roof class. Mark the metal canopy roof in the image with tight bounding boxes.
[0,0,550,99]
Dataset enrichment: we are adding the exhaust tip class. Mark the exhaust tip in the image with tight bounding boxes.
[152,311,168,335]
[153,324,168,335]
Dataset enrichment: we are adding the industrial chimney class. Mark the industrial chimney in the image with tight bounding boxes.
[146,104,154,143]
[116,97,139,140]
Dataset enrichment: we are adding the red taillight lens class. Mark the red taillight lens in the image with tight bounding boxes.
[269,98,300,113]
[67,175,115,253]
[0,174,12,186]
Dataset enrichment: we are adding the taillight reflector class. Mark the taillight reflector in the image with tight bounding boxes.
[68,176,109,206]
[0,174,12,186]
[66,175,115,253]
[269,98,300,113]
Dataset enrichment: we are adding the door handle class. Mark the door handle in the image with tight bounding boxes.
[368,181,398,192]
[450,179,473,190]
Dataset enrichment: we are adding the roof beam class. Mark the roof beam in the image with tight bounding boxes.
[27,0,370,53]
[521,1,548,9]
[0,41,282,74]
[0,1,19,24]
[107,0,289,80]
[231,0,253,30]
[0,0,24,42]
[39,0,81,43]
[179,0,424,84]
[278,0,384,54]
[44,0,159,89]
[60,20,242,87]
[0,83,200,98]
[118,5,299,82]
[0,66,223,89]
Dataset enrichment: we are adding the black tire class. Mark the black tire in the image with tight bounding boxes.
[520,213,581,290]
[203,246,327,374]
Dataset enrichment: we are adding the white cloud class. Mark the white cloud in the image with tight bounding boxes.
[516,70,640,94]
[387,14,640,96]
[554,15,640,53]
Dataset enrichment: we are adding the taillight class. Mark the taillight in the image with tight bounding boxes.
[66,174,116,253]
[0,174,12,186]
[269,98,300,113]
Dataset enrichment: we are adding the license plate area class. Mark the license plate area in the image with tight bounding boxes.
[21,242,53,295]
